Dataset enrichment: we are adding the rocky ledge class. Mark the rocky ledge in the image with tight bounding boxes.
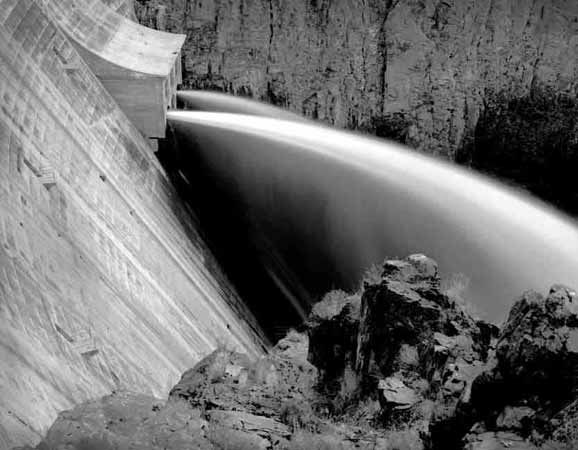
[19,255,578,449]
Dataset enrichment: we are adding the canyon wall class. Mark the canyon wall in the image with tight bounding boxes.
[135,0,578,160]
[0,1,266,448]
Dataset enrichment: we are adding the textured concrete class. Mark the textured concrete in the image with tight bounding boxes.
[102,0,137,19]
[0,1,266,448]
[42,0,184,138]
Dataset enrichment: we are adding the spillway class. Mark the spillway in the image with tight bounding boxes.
[177,91,307,123]
[0,2,266,448]
[167,108,578,326]
[3,1,578,447]
[41,0,185,139]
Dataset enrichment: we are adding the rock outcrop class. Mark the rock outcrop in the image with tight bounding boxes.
[307,254,499,449]
[465,285,578,449]
[22,255,578,449]
[25,334,388,449]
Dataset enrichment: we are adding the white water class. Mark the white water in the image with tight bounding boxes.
[168,101,578,323]
[177,91,306,122]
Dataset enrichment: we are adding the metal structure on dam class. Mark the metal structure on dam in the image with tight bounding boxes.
[0,1,267,447]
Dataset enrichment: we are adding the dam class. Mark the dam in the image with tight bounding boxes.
[3,1,578,448]
[0,1,267,448]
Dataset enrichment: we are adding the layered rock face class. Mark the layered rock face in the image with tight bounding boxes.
[27,255,578,449]
[135,0,578,213]
[135,0,578,158]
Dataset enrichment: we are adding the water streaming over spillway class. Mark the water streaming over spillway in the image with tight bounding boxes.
[177,91,307,122]
[166,93,578,329]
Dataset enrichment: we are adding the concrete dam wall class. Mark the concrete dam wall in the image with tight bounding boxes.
[0,1,267,447]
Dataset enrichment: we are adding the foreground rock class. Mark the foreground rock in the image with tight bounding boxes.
[22,255,578,449]
[309,254,499,449]
[24,336,388,449]
[466,285,578,449]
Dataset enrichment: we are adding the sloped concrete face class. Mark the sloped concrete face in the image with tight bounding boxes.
[102,0,137,19]
[41,0,184,138]
[0,1,266,448]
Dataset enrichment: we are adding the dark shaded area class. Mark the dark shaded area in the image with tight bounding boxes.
[156,128,308,342]
[365,113,412,144]
[457,89,578,215]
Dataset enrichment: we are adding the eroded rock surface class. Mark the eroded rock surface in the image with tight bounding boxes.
[466,285,578,449]
[134,0,578,213]
[23,255,578,449]
[309,254,499,449]
[135,0,578,159]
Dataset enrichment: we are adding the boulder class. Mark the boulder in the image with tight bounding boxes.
[469,285,578,431]
[169,347,318,428]
[307,290,362,397]
[495,406,535,431]
[38,391,213,450]
[206,409,290,449]
[355,255,496,385]
[495,285,578,407]
[273,329,309,361]
[377,377,419,411]
[304,255,498,448]
[464,431,538,450]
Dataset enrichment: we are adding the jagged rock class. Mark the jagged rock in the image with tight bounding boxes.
[355,255,495,403]
[464,431,538,450]
[307,290,361,396]
[355,256,446,379]
[207,410,290,438]
[169,347,318,426]
[38,391,213,450]
[496,406,535,431]
[273,329,309,361]
[496,285,578,405]
[356,254,496,385]
[469,285,578,430]
[286,427,389,450]
[382,254,441,288]
[377,377,419,411]
[549,399,578,446]
[304,254,498,449]
[206,410,290,448]
[462,285,578,450]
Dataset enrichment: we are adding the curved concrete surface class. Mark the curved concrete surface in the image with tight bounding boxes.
[41,0,185,138]
[102,0,137,20]
[0,1,265,448]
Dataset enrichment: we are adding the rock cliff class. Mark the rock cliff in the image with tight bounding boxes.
[23,255,578,449]
[134,0,578,212]
[134,0,578,155]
